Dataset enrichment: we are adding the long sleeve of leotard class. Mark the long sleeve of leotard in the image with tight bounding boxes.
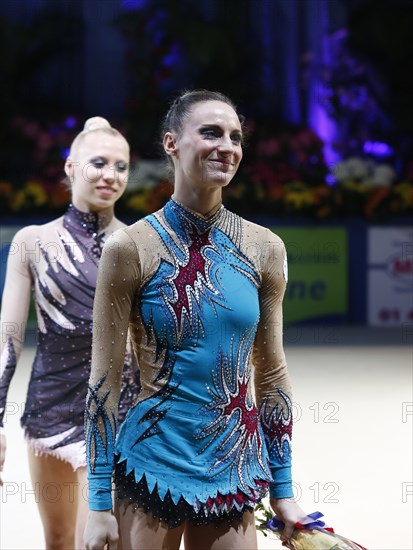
[0,227,33,428]
[253,229,293,499]
[85,229,140,510]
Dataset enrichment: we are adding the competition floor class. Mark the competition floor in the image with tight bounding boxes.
[1,342,412,550]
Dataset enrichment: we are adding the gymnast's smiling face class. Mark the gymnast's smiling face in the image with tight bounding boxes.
[65,131,130,213]
[164,100,244,197]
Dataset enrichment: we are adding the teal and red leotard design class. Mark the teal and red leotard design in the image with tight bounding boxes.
[86,199,293,523]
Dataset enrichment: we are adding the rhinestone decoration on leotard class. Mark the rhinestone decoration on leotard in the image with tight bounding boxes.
[114,459,265,528]
[0,204,140,469]
[87,198,293,516]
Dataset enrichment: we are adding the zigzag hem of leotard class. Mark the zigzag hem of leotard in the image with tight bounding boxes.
[115,452,270,514]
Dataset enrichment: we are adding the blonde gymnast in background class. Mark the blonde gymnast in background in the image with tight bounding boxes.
[0,117,139,549]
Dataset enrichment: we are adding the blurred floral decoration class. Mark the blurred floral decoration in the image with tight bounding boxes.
[1,114,412,222]
[221,124,412,221]
[0,115,75,217]
[1,2,412,223]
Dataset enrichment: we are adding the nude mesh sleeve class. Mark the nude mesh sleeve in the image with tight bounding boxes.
[85,229,140,510]
[253,230,293,499]
[0,228,33,428]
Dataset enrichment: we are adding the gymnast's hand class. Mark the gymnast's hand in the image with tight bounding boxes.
[84,509,119,550]
[270,497,306,547]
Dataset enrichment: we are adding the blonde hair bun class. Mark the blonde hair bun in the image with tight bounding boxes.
[83,116,112,132]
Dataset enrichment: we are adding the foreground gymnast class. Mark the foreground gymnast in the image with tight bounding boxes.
[84,90,305,550]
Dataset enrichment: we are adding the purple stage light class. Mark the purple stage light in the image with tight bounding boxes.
[64,117,76,129]
[363,141,393,158]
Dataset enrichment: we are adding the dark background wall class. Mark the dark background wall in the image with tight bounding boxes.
[0,0,345,119]
[2,0,413,183]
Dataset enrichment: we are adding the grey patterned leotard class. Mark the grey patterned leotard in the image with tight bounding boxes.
[0,204,139,469]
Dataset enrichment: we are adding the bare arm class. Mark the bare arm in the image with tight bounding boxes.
[0,227,34,482]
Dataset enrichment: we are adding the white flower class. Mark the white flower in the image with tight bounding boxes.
[332,157,395,187]
[347,157,372,180]
[333,157,371,182]
[366,164,396,187]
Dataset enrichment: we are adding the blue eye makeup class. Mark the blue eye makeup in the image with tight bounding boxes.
[89,157,128,172]
[91,158,105,169]
[200,128,219,139]
[199,126,243,144]
[231,133,242,145]
[115,162,128,172]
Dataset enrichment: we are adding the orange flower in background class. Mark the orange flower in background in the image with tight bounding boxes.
[148,181,174,212]
[312,185,329,204]
[0,181,13,200]
[364,187,389,219]
[266,183,284,202]
[49,183,71,209]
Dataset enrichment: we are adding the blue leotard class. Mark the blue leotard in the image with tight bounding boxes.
[86,199,293,523]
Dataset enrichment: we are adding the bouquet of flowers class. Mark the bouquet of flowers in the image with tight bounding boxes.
[256,504,367,550]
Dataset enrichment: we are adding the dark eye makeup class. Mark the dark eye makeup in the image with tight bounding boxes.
[200,127,219,138]
[90,158,105,168]
[89,157,128,172]
[199,125,243,145]
[115,161,128,172]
